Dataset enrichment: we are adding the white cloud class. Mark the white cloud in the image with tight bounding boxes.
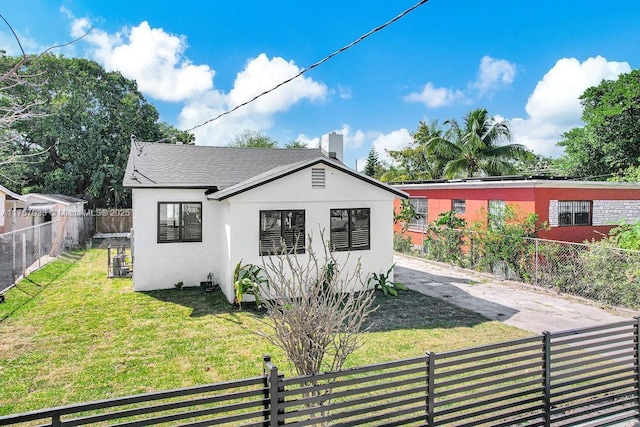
[473,56,516,95]
[68,16,329,145]
[371,128,413,164]
[227,53,326,115]
[405,56,516,108]
[404,82,464,108]
[510,56,631,157]
[72,19,215,102]
[337,84,352,100]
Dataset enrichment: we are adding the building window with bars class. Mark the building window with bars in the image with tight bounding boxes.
[558,201,592,226]
[260,210,305,255]
[452,199,466,214]
[158,202,202,243]
[330,208,370,251]
[408,198,427,230]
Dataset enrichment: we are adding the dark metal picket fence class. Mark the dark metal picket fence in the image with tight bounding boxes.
[1,320,639,426]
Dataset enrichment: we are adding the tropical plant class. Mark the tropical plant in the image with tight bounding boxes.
[233,260,268,309]
[386,120,446,180]
[423,211,467,265]
[367,264,407,296]
[470,205,546,280]
[427,108,530,178]
[393,198,423,234]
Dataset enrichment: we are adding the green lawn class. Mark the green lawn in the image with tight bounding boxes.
[0,249,529,415]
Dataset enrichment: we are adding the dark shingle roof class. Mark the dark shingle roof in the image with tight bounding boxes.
[123,143,325,189]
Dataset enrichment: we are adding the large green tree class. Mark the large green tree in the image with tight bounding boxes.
[558,69,640,178]
[0,54,192,207]
[385,120,445,181]
[427,108,529,178]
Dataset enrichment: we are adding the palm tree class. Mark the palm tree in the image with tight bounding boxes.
[386,120,447,180]
[427,108,530,178]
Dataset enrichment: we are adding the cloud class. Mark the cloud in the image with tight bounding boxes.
[510,56,631,157]
[404,82,464,108]
[337,84,352,100]
[473,56,516,95]
[371,128,413,164]
[68,16,329,145]
[405,56,516,108]
[227,53,326,115]
[72,19,215,102]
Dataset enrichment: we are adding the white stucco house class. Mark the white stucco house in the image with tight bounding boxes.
[123,133,407,303]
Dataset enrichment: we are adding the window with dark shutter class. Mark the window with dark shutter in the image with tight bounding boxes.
[329,208,370,251]
[260,210,305,255]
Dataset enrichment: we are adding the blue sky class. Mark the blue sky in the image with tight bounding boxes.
[2,0,639,169]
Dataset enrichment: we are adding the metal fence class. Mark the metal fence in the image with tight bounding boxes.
[408,227,640,309]
[1,320,638,426]
[0,215,93,293]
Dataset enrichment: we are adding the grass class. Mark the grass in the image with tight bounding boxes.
[0,249,530,416]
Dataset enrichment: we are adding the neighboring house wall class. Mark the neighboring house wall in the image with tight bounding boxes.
[395,181,640,244]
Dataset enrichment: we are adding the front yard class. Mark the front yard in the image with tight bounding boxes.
[0,249,529,415]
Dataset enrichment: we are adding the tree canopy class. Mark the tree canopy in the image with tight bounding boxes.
[427,108,530,178]
[558,69,640,178]
[228,130,278,148]
[383,120,446,181]
[0,54,192,207]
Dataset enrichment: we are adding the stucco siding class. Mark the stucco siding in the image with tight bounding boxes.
[132,164,399,303]
[131,188,223,292]
[226,165,397,298]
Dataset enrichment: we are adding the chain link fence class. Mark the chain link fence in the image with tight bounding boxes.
[0,215,93,293]
[402,227,640,309]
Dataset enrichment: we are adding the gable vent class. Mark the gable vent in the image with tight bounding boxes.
[311,168,325,189]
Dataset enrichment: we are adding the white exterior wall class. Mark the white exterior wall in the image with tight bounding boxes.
[131,165,399,303]
[224,165,396,300]
[0,193,5,229]
[131,188,226,291]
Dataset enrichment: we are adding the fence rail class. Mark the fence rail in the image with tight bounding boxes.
[1,320,639,426]
[0,215,92,293]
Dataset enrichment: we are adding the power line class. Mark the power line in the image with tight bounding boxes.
[184,0,430,133]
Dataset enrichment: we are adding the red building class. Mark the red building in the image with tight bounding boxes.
[393,177,640,243]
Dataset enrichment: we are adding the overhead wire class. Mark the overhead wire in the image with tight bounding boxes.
[183,0,430,133]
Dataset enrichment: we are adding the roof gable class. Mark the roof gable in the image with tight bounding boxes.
[207,157,408,201]
[123,143,325,189]
[0,184,25,201]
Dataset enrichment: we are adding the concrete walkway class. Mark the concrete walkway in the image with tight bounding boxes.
[394,252,639,334]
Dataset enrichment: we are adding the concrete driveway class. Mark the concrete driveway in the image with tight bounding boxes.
[394,253,639,334]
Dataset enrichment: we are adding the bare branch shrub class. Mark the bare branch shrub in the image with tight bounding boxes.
[259,231,378,376]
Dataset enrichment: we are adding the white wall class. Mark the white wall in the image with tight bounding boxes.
[225,164,397,298]
[132,164,400,304]
[131,188,226,292]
